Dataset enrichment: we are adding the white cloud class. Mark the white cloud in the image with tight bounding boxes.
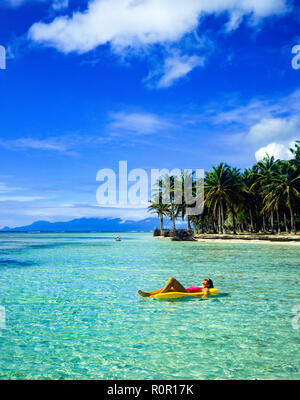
[0,136,79,154]
[156,53,205,88]
[197,89,300,164]
[3,0,68,8]
[4,0,28,5]
[0,201,151,228]
[0,181,45,205]
[108,112,172,135]
[225,11,244,32]
[52,0,68,10]
[26,0,290,88]
[0,196,45,202]
[247,117,299,144]
[4,203,149,225]
[211,90,300,128]
[0,182,23,192]
[254,141,296,161]
[0,138,65,151]
[29,0,289,54]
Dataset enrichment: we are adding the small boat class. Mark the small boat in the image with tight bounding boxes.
[115,236,121,241]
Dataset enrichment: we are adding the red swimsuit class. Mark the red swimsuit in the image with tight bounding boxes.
[186,286,202,293]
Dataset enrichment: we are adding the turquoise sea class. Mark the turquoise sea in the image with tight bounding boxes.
[0,232,299,380]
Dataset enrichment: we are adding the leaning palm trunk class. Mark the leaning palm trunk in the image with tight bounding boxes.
[270,210,274,234]
[262,214,266,233]
[276,208,281,234]
[200,214,205,233]
[232,211,237,234]
[171,205,176,231]
[168,202,176,232]
[288,204,296,235]
[160,215,164,235]
[213,219,217,233]
[193,223,197,234]
[172,216,176,231]
[249,208,254,232]
[218,204,222,234]
[220,200,225,234]
[187,215,192,230]
[283,211,289,233]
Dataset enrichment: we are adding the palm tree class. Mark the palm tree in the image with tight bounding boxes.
[289,141,300,172]
[226,167,244,234]
[152,173,181,232]
[147,201,169,234]
[205,163,243,234]
[241,167,257,232]
[262,162,300,235]
[250,155,280,233]
[178,170,200,231]
[147,149,299,236]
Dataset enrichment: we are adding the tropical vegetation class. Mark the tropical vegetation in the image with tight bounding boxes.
[148,142,300,235]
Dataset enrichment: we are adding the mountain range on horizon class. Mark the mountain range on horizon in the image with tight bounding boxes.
[0,217,172,232]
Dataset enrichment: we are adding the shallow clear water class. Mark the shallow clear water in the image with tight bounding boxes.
[0,232,299,380]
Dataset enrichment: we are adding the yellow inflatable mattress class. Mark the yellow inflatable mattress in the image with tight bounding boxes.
[150,288,220,299]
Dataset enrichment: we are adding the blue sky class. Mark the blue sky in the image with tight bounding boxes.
[0,0,299,228]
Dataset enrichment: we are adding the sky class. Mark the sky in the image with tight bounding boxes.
[0,0,299,228]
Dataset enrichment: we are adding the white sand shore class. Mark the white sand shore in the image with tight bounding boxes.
[194,238,300,246]
[155,234,300,246]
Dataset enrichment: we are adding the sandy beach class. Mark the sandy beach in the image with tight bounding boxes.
[194,237,300,246]
[156,233,300,246]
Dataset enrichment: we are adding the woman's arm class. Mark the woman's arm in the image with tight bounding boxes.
[202,287,209,299]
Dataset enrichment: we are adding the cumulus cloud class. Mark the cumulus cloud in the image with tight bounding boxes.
[26,0,290,87]
[247,117,299,144]
[29,0,289,54]
[254,141,296,161]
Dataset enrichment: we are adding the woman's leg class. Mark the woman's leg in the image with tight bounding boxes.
[160,277,187,293]
[138,289,162,297]
[138,277,187,297]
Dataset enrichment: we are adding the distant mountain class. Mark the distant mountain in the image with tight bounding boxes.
[0,217,171,232]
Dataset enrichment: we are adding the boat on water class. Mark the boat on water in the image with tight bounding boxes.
[115,236,121,241]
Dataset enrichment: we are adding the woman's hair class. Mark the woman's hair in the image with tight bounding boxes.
[204,278,214,288]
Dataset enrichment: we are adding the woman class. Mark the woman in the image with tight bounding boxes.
[138,277,214,299]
